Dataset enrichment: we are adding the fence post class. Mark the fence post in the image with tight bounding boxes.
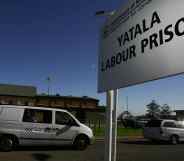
[99,120,101,129]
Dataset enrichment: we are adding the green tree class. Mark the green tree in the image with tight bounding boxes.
[160,104,171,118]
[146,100,160,119]
[120,111,136,128]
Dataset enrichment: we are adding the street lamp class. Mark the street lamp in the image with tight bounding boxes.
[95,10,115,17]
[46,76,51,96]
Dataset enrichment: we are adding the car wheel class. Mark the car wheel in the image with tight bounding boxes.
[170,135,178,145]
[0,136,14,152]
[74,135,89,150]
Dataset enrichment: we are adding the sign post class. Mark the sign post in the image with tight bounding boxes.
[112,89,118,161]
[105,90,118,161]
[105,90,114,161]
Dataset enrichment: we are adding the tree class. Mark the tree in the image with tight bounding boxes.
[119,111,137,128]
[121,110,133,120]
[146,100,160,119]
[160,104,172,118]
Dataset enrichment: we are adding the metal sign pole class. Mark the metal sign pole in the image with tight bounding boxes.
[105,90,114,161]
[112,89,118,161]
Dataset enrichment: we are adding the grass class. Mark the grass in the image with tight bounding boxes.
[93,127,143,137]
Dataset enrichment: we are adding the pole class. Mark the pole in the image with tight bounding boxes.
[105,90,114,161]
[112,89,118,161]
[126,96,129,112]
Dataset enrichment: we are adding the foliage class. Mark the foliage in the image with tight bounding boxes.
[146,100,172,119]
[118,111,145,128]
[146,100,161,119]
[118,111,136,128]
[119,110,133,119]
[160,104,172,118]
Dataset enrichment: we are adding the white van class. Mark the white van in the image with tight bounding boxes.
[0,105,94,151]
[143,119,184,144]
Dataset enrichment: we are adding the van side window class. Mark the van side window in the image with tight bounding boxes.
[55,111,75,125]
[163,122,176,128]
[23,109,52,124]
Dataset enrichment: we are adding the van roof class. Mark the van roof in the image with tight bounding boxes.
[0,105,68,112]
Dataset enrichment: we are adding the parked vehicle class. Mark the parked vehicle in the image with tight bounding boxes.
[143,119,184,144]
[0,105,94,151]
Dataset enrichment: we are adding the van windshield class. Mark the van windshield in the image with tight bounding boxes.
[145,120,162,127]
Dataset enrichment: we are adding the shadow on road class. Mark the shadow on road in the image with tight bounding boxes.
[32,153,51,161]
[121,140,172,145]
[15,145,75,152]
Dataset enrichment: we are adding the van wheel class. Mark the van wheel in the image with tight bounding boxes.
[170,135,179,145]
[74,135,89,150]
[0,136,14,151]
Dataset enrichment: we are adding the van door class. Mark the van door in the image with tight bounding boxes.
[20,108,54,146]
[51,111,79,145]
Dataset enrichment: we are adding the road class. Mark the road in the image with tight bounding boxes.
[0,140,184,161]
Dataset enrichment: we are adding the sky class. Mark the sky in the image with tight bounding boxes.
[0,0,184,115]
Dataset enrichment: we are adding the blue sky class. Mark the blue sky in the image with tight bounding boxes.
[0,0,183,115]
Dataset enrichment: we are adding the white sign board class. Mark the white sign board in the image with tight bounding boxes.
[98,0,184,93]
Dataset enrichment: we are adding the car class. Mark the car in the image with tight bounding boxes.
[0,105,94,151]
[143,119,184,144]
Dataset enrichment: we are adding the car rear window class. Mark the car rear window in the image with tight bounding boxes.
[145,120,162,127]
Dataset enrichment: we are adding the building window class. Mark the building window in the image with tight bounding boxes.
[1,100,7,104]
[9,100,13,105]
[25,101,29,106]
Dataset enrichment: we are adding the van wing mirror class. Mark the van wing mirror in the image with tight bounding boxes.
[67,119,79,127]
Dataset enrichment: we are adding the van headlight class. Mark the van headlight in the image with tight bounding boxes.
[87,128,93,137]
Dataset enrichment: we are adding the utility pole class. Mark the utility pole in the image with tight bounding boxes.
[46,76,51,96]
[126,96,129,112]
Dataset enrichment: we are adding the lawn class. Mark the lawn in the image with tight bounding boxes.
[93,127,143,137]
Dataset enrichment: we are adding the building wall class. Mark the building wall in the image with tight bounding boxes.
[0,84,103,124]
[0,95,102,123]
[86,111,105,123]
[0,95,98,109]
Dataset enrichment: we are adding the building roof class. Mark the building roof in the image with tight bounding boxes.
[0,84,99,102]
[0,94,99,102]
[36,95,99,101]
[0,84,37,96]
